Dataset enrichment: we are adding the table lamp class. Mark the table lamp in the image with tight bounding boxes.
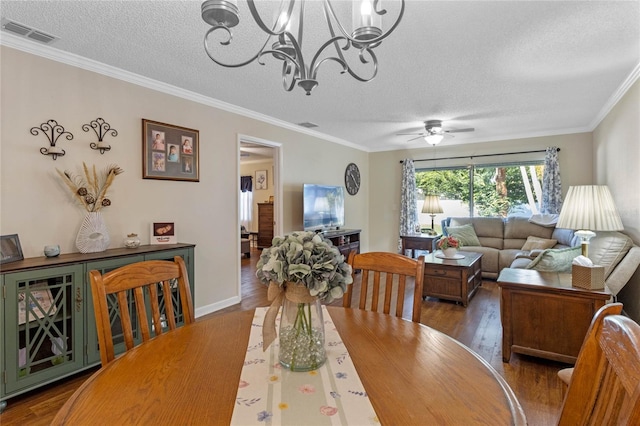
[556,185,623,257]
[421,194,444,236]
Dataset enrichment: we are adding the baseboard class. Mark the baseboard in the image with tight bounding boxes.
[195,295,241,318]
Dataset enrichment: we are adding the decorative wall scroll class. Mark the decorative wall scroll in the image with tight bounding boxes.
[84,117,118,154]
[31,119,74,160]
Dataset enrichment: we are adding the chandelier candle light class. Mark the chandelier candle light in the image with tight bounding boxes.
[201,0,404,95]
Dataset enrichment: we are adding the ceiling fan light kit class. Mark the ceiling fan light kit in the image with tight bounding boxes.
[398,119,475,145]
[201,0,404,95]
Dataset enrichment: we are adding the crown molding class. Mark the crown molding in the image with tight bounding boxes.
[589,62,640,130]
[0,33,367,152]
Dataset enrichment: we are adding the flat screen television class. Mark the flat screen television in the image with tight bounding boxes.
[303,184,345,231]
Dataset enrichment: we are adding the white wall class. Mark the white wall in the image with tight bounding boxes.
[0,46,369,316]
[593,79,640,321]
[368,133,594,252]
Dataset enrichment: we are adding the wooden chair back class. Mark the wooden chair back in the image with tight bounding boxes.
[558,310,640,425]
[344,251,425,322]
[557,303,624,390]
[90,256,195,366]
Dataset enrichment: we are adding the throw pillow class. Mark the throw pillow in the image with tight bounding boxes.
[525,246,581,273]
[446,223,481,247]
[521,236,558,251]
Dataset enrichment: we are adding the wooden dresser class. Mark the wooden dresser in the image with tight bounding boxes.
[257,203,274,248]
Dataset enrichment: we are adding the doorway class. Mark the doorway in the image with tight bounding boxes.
[238,135,282,301]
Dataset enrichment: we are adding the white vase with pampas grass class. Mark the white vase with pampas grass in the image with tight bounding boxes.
[57,163,123,253]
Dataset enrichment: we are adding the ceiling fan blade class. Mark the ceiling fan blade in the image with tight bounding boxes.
[406,135,425,142]
[396,132,425,136]
[445,127,475,133]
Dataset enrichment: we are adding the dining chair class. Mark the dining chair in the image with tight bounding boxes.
[90,256,195,366]
[344,251,425,322]
[557,302,623,392]
[557,311,640,425]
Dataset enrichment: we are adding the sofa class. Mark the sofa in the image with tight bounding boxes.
[442,216,640,298]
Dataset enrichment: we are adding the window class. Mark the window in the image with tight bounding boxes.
[415,161,544,232]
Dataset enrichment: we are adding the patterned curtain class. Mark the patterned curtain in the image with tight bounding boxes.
[399,159,418,252]
[240,175,253,192]
[541,147,562,214]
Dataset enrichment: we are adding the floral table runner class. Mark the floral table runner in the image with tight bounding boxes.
[231,307,378,425]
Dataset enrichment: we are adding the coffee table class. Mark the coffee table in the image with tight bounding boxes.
[497,268,611,364]
[422,251,483,307]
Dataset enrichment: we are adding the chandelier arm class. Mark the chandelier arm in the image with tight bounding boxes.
[204,25,273,68]
[323,0,405,46]
[282,31,309,79]
[280,60,299,92]
[246,0,294,36]
[307,32,378,83]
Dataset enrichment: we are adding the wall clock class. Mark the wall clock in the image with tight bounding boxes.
[344,162,360,195]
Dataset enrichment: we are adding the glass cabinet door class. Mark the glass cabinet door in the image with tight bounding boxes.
[85,256,144,365]
[3,265,84,394]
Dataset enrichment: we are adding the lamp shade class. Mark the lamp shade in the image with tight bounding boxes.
[556,185,623,231]
[422,195,444,214]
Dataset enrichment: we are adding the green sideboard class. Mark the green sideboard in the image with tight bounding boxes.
[0,243,195,410]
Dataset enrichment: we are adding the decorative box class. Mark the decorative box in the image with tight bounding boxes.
[572,264,605,290]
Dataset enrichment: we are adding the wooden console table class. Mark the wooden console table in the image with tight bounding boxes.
[422,251,483,307]
[497,268,611,364]
[400,233,440,258]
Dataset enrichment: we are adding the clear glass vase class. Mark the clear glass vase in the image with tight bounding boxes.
[278,296,326,372]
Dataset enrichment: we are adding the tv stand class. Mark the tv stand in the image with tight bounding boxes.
[321,229,361,257]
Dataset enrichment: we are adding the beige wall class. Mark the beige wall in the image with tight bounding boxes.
[0,46,369,316]
[593,79,640,321]
[368,133,594,252]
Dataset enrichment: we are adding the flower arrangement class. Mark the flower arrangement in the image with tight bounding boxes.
[56,163,124,212]
[257,231,353,370]
[256,231,353,302]
[437,235,462,250]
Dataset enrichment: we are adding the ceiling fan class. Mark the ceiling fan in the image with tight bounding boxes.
[397,120,475,145]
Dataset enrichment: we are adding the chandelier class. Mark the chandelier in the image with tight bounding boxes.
[201,0,404,95]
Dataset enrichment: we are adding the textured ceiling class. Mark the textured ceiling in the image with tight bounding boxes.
[1,1,639,152]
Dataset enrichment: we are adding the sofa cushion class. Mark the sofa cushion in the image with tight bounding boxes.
[525,246,581,273]
[450,217,504,249]
[521,236,558,251]
[588,231,634,279]
[445,223,481,247]
[552,228,577,247]
[504,217,555,249]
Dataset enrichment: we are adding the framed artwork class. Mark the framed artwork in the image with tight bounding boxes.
[142,119,199,182]
[150,222,177,245]
[255,170,267,190]
[1,234,24,264]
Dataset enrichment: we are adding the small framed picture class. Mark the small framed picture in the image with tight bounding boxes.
[1,234,24,264]
[269,195,274,203]
[150,222,177,245]
[255,170,267,190]
[143,119,199,182]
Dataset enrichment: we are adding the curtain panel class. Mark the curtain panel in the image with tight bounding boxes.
[399,159,419,252]
[541,147,562,214]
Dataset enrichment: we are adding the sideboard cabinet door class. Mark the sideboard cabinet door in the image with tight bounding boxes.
[84,256,145,365]
[3,265,85,394]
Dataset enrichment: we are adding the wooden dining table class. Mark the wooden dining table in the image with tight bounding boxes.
[52,307,526,425]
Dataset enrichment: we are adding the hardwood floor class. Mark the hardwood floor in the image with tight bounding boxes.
[1,247,567,425]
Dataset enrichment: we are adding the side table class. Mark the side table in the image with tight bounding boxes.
[497,268,611,364]
[400,234,440,258]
